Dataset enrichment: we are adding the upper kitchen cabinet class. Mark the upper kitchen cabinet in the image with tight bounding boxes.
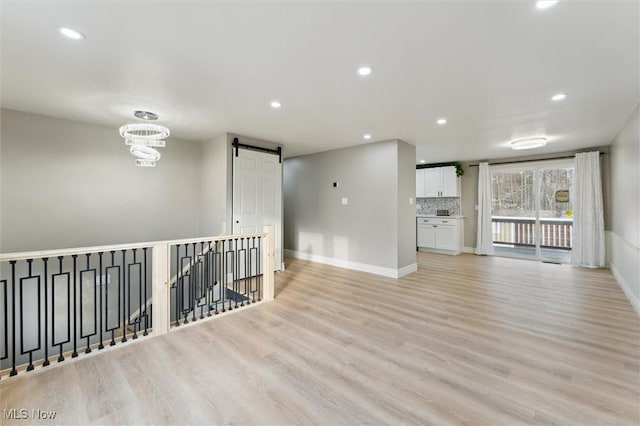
[416,166,460,197]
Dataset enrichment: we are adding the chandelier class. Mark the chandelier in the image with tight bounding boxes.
[119,111,170,167]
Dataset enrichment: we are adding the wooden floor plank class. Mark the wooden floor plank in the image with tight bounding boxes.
[1,252,638,425]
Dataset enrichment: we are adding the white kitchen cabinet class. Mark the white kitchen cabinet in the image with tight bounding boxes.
[416,217,464,255]
[416,166,460,198]
[424,168,442,197]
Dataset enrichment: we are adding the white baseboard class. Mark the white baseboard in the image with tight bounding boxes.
[607,231,640,317]
[610,262,640,316]
[463,246,475,254]
[284,249,417,279]
[397,263,418,278]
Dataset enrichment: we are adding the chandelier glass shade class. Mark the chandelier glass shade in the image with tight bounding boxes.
[124,137,166,147]
[119,123,170,140]
[130,144,161,161]
[119,111,169,167]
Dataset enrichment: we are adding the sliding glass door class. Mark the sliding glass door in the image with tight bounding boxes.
[491,160,574,263]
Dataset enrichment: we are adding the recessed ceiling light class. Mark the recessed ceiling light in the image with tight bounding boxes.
[510,137,547,150]
[59,27,85,40]
[357,65,373,76]
[437,118,447,125]
[536,1,559,10]
[551,93,567,101]
[270,101,282,109]
[363,134,372,140]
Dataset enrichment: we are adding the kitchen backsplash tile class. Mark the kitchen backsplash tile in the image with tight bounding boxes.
[416,197,461,216]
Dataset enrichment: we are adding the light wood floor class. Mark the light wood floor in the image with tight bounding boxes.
[1,253,638,425]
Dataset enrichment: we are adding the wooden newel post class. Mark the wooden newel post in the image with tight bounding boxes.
[152,243,170,335]
[263,225,275,301]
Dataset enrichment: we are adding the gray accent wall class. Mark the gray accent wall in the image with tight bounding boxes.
[0,109,202,252]
[284,139,416,271]
[397,140,417,269]
[609,104,639,309]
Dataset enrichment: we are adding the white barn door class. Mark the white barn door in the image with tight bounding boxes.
[233,148,282,271]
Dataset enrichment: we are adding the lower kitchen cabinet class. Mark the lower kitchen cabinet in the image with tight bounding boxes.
[416,217,464,255]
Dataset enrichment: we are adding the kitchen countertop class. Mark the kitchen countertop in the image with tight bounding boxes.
[416,215,466,219]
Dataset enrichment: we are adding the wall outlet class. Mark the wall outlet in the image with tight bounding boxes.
[475,204,479,210]
[341,197,348,205]
[409,197,414,205]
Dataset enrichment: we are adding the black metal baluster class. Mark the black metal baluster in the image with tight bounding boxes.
[213,241,221,315]
[71,255,78,358]
[1,278,8,375]
[249,237,257,303]
[98,252,104,349]
[143,247,149,336]
[221,240,228,313]
[42,258,50,366]
[234,238,239,309]
[20,259,42,371]
[258,236,262,301]
[128,249,139,340]
[80,253,98,353]
[191,243,197,322]
[9,261,17,376]
[121,250,127,343]
[105,251,120,346]
[174,244,180,326]
[181,244,192,325]
[206,242,212,317]
[52,256,71,362]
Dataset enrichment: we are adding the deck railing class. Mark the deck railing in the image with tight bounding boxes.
[0,226,274,379]
[492,216,573,250]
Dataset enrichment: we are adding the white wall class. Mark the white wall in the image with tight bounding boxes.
[199,134,229,236]
[0,109,201,252]
[609,104,639,314]
[283,139,416,277]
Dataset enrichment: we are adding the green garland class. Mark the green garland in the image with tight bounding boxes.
[416,162,464,177]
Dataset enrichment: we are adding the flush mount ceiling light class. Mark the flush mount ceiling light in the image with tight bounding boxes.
[551,93,567,101]
[59,27,85,40]
[510,137,547,150]
[357,65,373,76]
[363,133,372,140]
[270,100,282,109]
[119,110,169,166]
[536,1,559,10]
[420,160,426,163]
[437,118,447,125]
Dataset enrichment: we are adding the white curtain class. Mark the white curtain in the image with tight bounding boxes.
[476,162,494,255]
[572,151,605,267]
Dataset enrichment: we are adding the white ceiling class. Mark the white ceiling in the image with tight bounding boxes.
[1,0,638,162]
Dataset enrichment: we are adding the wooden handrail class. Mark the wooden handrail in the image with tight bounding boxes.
[0,232,267,262]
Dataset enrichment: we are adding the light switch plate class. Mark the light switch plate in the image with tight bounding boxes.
[341,197,348,205]
[409,197,414,205]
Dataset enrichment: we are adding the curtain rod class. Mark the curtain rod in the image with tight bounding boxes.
[468,151,604,167]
